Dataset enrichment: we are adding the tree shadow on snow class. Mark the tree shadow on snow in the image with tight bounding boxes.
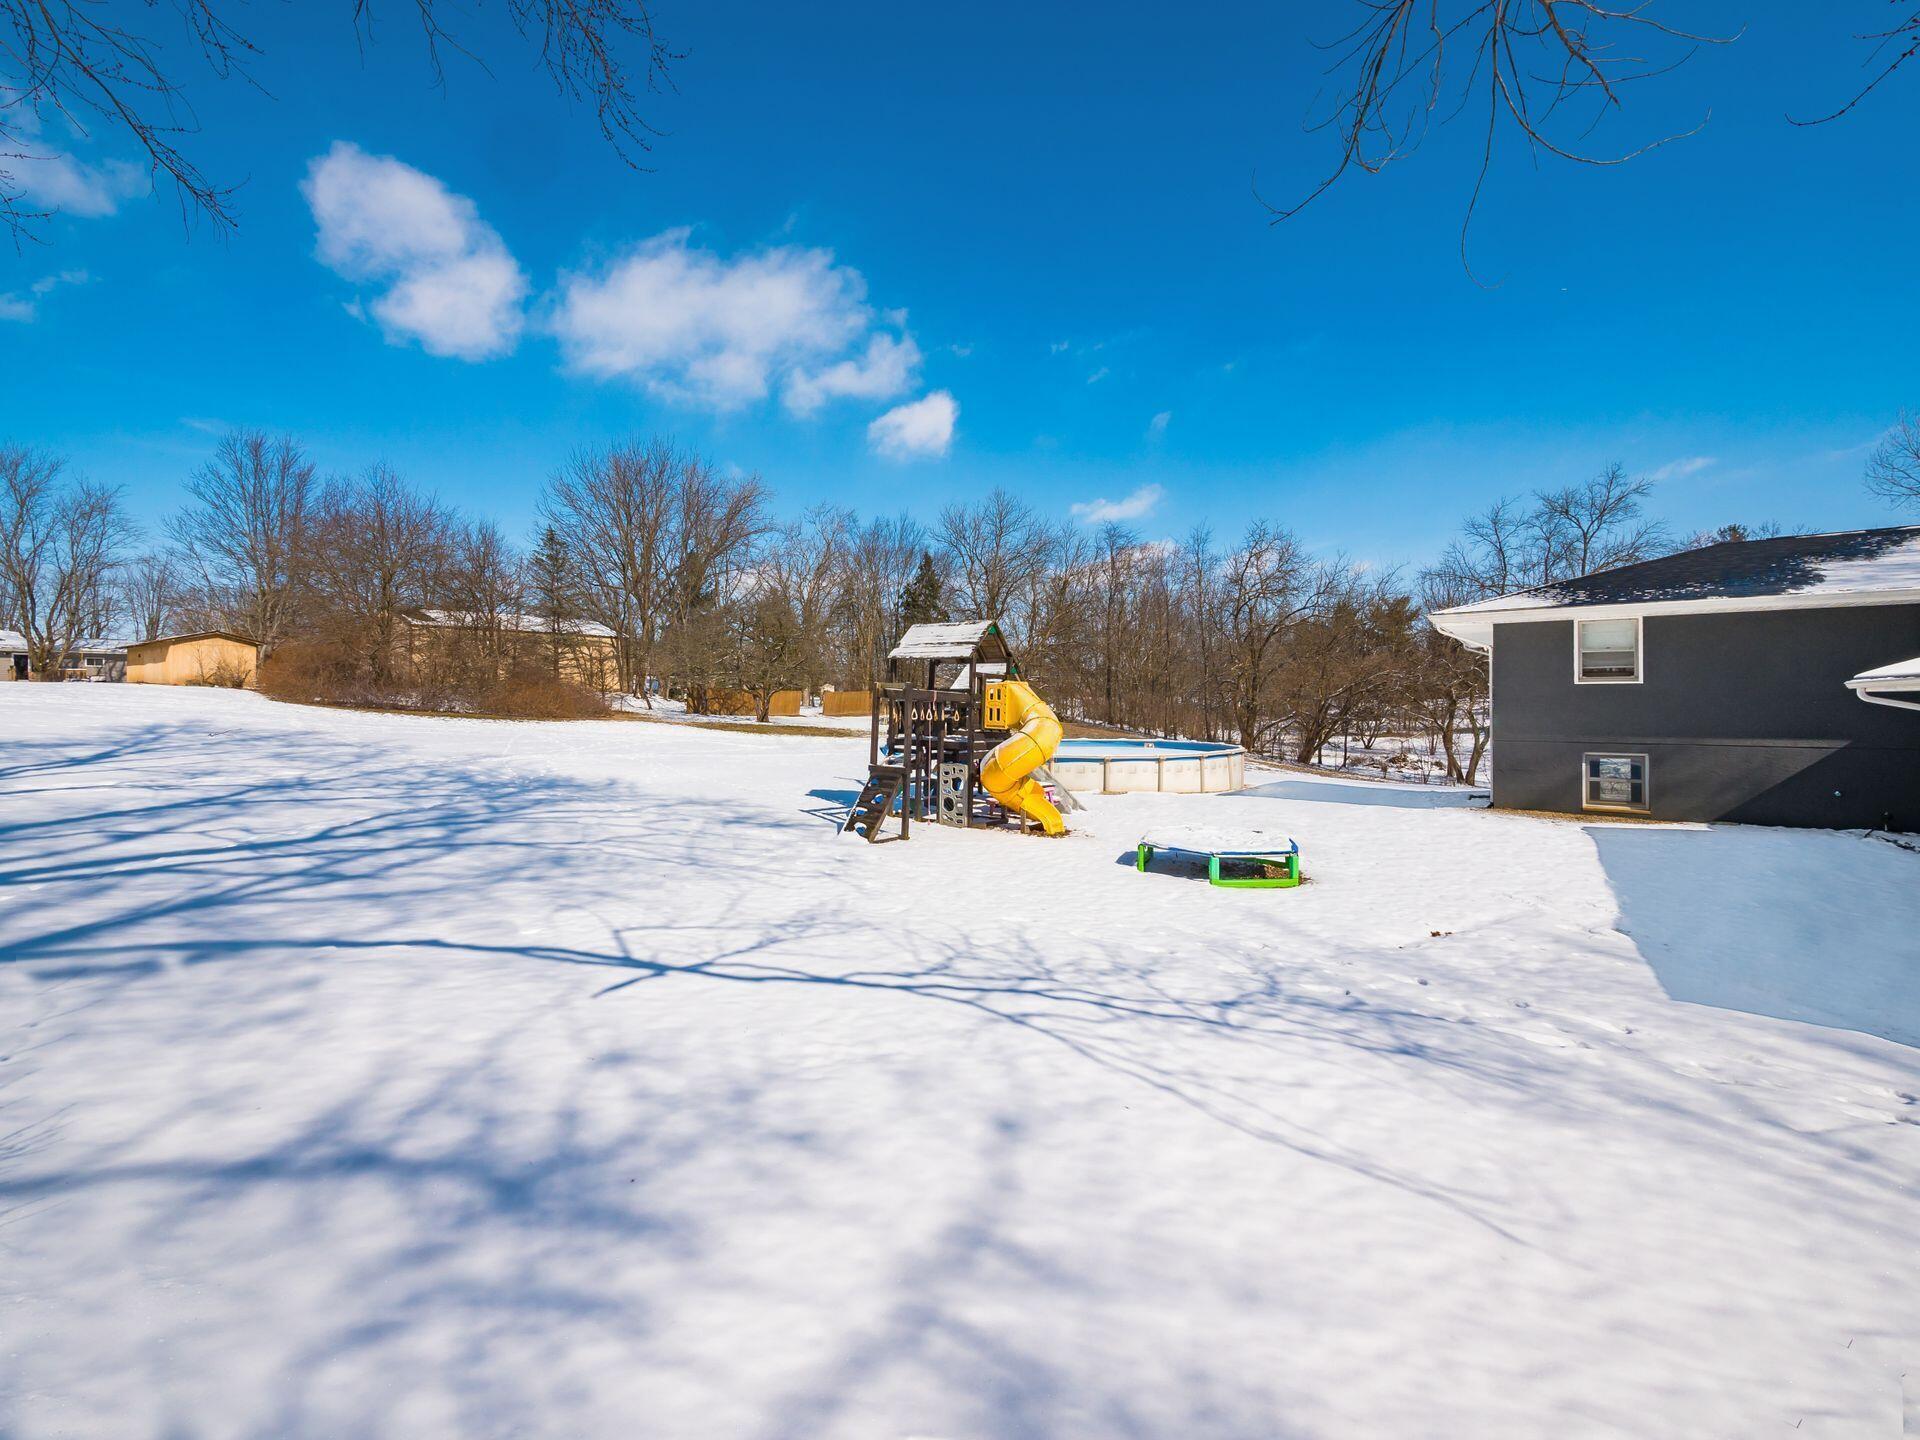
[5,717,1916,1435]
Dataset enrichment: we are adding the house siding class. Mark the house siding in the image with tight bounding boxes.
[1490,603,1920,829]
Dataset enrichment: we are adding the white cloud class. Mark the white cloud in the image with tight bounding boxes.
[1071,483,1164,525]
[1086,366,1110,385]
[785,332,921,415]
[32,268,89,295]
[5,111,146,219]
[1147,410,1171,440]
[1647,455,1717,482]
[868,391,957,460]
[302,141,527,361]
[1049,340,1071,354]
[551,229,920,413]
[0,268,90,322]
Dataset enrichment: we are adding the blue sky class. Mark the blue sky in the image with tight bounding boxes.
[4,1,1916,568]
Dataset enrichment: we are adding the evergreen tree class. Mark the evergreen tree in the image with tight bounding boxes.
[898,551,947,628]
[527,526,580,678]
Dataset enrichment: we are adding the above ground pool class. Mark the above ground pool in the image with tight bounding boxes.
[1047,738,1246,794]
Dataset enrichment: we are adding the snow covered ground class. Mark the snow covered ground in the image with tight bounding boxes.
[1,685,1916,1439]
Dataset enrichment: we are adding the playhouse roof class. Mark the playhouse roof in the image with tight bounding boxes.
[888,620,1008,661]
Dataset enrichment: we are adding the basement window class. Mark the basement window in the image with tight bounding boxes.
[1575,617,1641,683]
[1583,753,1649,814]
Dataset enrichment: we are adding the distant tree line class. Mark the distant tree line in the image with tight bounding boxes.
[4,426,1906,770]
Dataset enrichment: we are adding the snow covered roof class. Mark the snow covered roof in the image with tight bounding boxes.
[1431,526,1920,648]
[888,620,1007,661]
[409,610,617,640]
[0,631,126,654]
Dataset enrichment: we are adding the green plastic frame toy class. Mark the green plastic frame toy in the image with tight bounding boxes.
[1135,841,1301,889]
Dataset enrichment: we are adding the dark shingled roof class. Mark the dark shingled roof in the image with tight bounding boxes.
[1443,525,1920,614]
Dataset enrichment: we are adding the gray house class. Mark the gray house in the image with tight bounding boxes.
[0,630,128,681]
[1430,526,1920,830]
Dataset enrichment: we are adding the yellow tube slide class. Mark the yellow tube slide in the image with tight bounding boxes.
[979,679,1067,836]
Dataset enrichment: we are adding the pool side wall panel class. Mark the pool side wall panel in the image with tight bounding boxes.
[1105,761,1160,793]
[1045,744,1249,794]
[1162,758,1203,793]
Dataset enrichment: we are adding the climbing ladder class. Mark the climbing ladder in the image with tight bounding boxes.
[844,765,908,842]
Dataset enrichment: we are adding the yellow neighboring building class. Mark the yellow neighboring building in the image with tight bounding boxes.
[400,610,621,692]
[124,631,261,686]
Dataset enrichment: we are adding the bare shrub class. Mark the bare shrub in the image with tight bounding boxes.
[185,658,252,689]
[258,639,606,719]
[255,640,364,706]
[477,667,610,720]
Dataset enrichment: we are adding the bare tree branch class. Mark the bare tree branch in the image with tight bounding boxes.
[1790,3,1920,124]
[1259,1,1737,279]
[0,1,677,244]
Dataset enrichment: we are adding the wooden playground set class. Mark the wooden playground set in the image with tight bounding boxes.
[843,620,1077,843]
[841,619,1301,888]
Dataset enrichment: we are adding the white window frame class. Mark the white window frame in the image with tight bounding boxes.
[1582,751,1651,815]
[1573,615,1643,685]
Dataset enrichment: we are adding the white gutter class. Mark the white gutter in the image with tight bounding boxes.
[1846,669,1920,714]
[1855,692,1920,713]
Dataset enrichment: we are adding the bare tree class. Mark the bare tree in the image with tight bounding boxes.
[1533,463,1668,578]
[309,463,455,685]
[543,440,680,698]
[169,430,317,652]
[763,505,854,693]
[1865,410,1920,511]
[1429,465,1666,602]
[662,458,769,703]
[1090,522,1138,723]
[1428,496,1531,599]
[1181,527,1223,739]
[441,519,523,683]
[936,489,1047,631]
[1413,571,1493,784]
[0,445,133,676]
[2,1,679,242]
[119,550,180,641]
[1216,521,1318,751]
[1275,567,1419,764]
[843,515,925,687]
[723,585,810,723]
